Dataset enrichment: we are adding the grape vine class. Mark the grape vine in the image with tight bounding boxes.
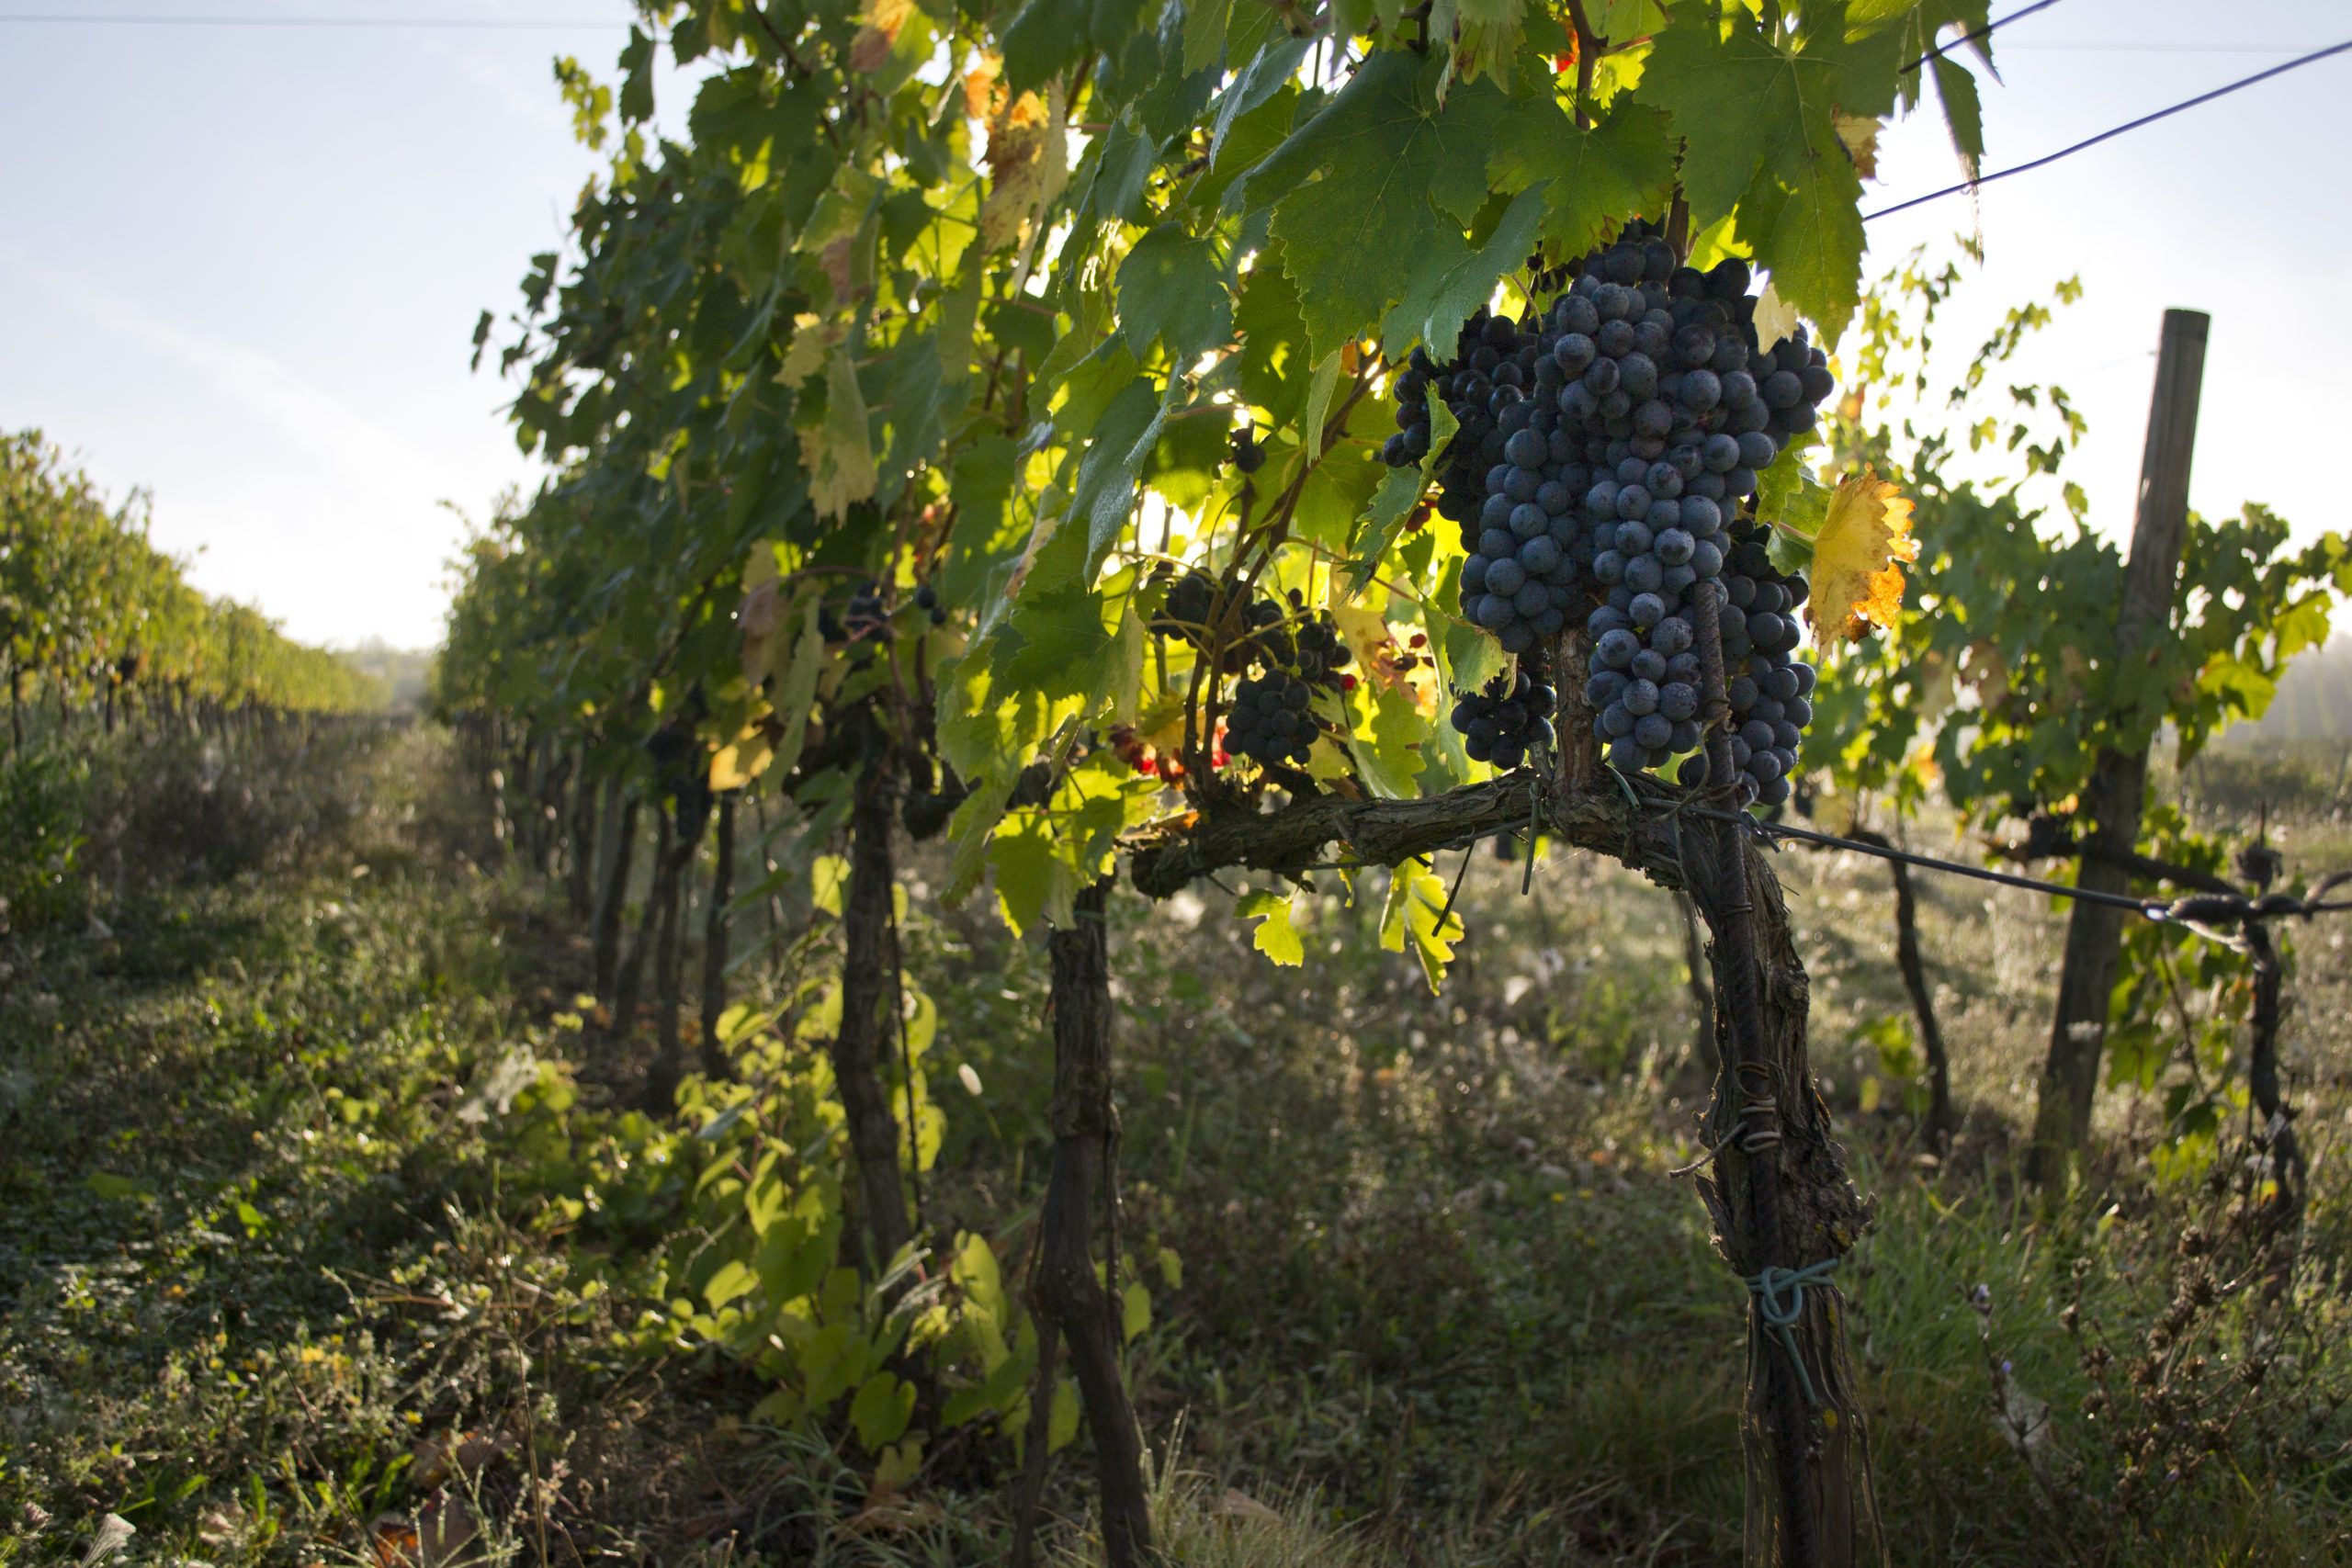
[435,2,2037,1562]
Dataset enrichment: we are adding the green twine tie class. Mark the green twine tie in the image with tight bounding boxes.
[1745,1258,1839,1408]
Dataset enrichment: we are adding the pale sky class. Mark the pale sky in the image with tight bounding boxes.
[2,0,2346,649]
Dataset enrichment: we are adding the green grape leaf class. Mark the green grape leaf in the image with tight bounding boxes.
[1234,253,1313,430]
[1047,1376,1081,1452]
[1191,80,1300,215]
[1489,98,1676,259]
[1181,0,1231,75]
[1121,1279,1152,1341]
[1289,431,1389,551]
[1346,398,1454,592]
[1142,403,1233,513]
[618,25,655,122]
[1734,159,1867,349]
[1380,179,1549,361]
[1052,338,1144,444]
[1352,468,1430,590]
[1237,886,1306,964]
[996,583,1122,697]
[876,331,945,506]
[799,347,878,521]
[1119,223,1233,363]
[1244,51,1512,358]
[1066,378,1167,572]
[1299,348,1345,457]
[1001,0,1091,95]
[850,1371,916,1450]
[1080,118,1159,229]
[1211,36,1313,169]
[1929,54,1984,182]
[1635,1,1896,342]
[1755,434,1832,563]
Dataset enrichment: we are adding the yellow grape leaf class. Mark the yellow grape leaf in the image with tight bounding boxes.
[1379,859,1463,993]
[710,722,776,791]
[976,78,1068,254]
[775,314,838,389]
[1752,278,1800,350]
[1237,887,1304,965]
[1325,583,1437,717]
[1807,468,1917,643]
[848,0,912,72]
[1833,111,1883,180]
[800,348,877,521]
[812,854,851,917]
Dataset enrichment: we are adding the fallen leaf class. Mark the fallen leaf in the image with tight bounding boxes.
[831,1497,945,1538]
[420,1492,479,1567]
[369,1517,420,1568]
[681,1509,741,1541]
[1217,1488,1285,1528]
[1807,468,1917,642]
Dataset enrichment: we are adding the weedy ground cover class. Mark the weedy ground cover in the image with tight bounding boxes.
[3,724,2349,1565]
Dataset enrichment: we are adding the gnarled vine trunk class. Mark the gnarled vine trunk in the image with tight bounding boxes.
[567,744,598,920]
[832,739,911,1272]
[1848,829,1952,1147]
[1014,879,1152,1568]
[700,789,737,1081]
[614,804,671,1042]
[592,780,639,1002]
[648,784,711,1113]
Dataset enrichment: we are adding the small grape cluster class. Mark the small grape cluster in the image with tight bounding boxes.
[1283,591,1356,689]
[843,581,889,642]
[1451,668,1555,771]
[1393,219,1834,801]
[913,583,949,626]
[1152,570,1303,671]
[1226,671,1318,767]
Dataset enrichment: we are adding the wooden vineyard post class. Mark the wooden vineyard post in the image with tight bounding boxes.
[1683,578,1879,1567]
[2030,308,2209,1186]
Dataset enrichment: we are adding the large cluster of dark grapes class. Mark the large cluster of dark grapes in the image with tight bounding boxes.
[1451,668,1555,771]
[1382,219,1836,807]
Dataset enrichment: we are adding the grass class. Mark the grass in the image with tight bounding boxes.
[2,722,2349,1564]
